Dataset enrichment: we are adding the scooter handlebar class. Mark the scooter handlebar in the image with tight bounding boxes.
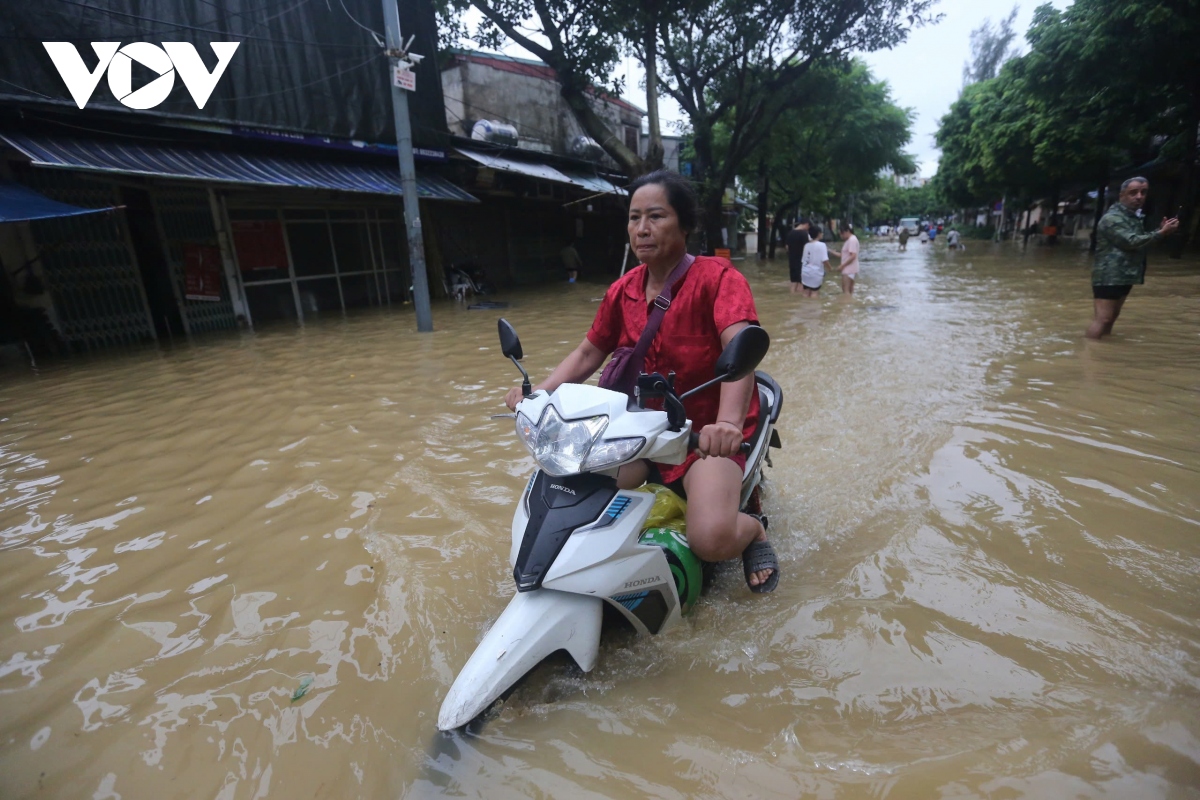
[688,431,751,456]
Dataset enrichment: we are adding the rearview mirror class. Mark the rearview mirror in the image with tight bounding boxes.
[714,325,769,382]
[498,318,523,360]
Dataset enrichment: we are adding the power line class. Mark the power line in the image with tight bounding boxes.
[336,0,384,47]
[47,0,378,50]
[221,53,386,101]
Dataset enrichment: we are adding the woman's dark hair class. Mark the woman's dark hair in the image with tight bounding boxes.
[840,222,853,233]
[627,170,700,233]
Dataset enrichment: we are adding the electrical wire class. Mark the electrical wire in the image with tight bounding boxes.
[225,52,386,101]
[47,0,378,50]
[0,78,53,100]
[336,0,384,47]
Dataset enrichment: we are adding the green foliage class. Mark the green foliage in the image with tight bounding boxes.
[863,179,950,222]
[934,0,1199,209]
[735,60,916,221]
[959,224,996,240]
[655,0,938,244]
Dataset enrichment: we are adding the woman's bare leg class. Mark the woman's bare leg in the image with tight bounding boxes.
[841,274,855,295]
[681,457,773,587]
[616,459,650,490]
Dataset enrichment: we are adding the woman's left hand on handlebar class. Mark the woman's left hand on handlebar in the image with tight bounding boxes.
[697,421,743,459]
[504,386,525,411]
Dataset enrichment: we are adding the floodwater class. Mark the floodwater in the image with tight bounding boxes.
[2,239,1199,799]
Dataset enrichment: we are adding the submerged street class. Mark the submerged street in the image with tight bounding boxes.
[1,240,1198,798]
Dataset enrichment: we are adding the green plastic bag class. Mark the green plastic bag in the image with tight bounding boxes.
[634,484,701,613]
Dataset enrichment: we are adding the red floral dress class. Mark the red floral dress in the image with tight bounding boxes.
[586,255,761,484]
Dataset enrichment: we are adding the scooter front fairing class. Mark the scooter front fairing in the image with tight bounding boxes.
[438,471,684,731]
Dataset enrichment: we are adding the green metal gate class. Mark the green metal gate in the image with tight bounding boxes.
[20,169,155,351]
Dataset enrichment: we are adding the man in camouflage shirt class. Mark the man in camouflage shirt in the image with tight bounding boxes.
[1087,177,1179,339]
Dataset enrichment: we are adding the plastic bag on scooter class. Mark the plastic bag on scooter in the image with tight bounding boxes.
[634,483,687,534]
[634,484,702,613]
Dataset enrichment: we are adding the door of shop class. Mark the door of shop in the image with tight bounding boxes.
[229,206,407,325]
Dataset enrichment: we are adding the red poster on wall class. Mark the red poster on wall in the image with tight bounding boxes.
[184,244,223,301]
[231,219,289,274]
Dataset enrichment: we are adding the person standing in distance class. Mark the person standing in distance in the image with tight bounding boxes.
[786,219,810,293]
[1087,177,1179,340]
[828,222,860,295]
[799,225,829,298]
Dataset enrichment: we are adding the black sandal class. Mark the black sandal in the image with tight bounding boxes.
[742,515,779,593]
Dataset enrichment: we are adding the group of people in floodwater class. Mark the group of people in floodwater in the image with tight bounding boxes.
[785,219,860,296]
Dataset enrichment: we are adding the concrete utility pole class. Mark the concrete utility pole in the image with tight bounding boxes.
[381,0,433,332]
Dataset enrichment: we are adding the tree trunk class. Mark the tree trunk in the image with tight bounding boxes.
[768,202,795,260]
[690,122,724,254]
[1090,179,1106,253]
[756,156,769,260]
[642,21,664,171]
[559,77,644,176]
[1170,102,1198,258]
[702,190,725,256]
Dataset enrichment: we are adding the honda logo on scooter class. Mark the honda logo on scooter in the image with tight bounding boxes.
[549,484,576,495]
[42,42,240,110]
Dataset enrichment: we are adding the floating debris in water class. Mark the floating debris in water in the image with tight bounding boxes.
[866,305,900,312]
[291,675,314,702]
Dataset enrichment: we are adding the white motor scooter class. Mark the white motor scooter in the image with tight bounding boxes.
[437,320,782,731]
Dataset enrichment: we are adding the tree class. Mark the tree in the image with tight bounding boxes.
[962,5,1020,87]
[650,0,937,251]
[936,0,1200,250]
[1021,0,1200,253]
[731,60,916,254]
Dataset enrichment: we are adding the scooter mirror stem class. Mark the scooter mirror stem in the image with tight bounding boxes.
[510,355,532,397]
[678,372,727,401]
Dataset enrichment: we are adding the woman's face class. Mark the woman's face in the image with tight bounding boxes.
[628,184,686,264]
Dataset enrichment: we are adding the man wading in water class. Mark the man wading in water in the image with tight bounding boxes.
[1087,177,1179,340]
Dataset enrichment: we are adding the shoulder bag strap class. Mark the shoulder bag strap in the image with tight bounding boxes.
[628,253,695,369]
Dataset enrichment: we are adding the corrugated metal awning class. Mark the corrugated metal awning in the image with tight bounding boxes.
[456,147,626,195]
[0,179,119,222]
[1,133,479,203]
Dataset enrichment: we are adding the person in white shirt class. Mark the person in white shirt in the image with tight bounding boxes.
[946,228,962,250]
[828,222,860,295]
[799,225,829,298]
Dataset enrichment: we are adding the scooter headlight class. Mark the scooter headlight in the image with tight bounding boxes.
[582,436,645,471]
[515,405,608,476]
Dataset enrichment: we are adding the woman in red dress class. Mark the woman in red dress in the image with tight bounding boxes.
[504,171,778,592]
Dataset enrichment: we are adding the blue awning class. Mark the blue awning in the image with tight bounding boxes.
[1,133,479,203]
[0,179,119,223]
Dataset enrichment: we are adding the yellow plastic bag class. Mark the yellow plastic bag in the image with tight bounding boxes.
[634,483,687,534]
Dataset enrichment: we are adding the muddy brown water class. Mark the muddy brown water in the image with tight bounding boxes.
[2,241,1199,799]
